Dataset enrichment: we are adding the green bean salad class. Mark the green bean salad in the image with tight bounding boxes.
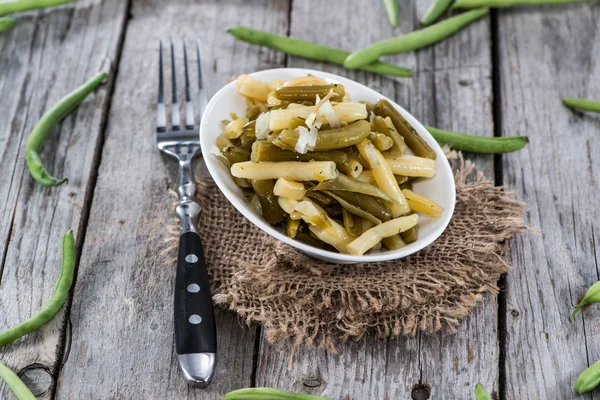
[216,74,443,256]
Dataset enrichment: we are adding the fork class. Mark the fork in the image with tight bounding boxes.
[157,40,216,388]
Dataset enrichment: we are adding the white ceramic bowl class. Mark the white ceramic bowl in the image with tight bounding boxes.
[200,68,455,263]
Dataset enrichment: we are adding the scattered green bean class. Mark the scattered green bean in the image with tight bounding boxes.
[0,17,16,32]
[275,84,345,102]
[453,0,594,8]
[382,234,406,250]
[382,0,400,28]
[0,362,35,400]
[327,190,392,222]
[474,383,492,400]
[375,99,437,159]
[0,230,75,347]
[227,26,413,78]
[575,359,600,394]
[312,173,395,203]
[251,180,285,224]
[273,120,371,151]
[421,0,455,25]
[223,387,331,400]
[426,125,528,154]
[325,190,384,225]
[563,98,600,114]
[0,0,75,17]
[25,72,107,187]
[572,281,600,319]
[251,141,348,166]
[344,8,489,69]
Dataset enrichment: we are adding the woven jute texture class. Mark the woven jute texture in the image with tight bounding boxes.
[168,154,526,351]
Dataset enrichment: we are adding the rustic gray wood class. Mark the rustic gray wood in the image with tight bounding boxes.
[0,1,128,398]
[255,1,498,399]
[54,1,289,399]
[498,4,600,399]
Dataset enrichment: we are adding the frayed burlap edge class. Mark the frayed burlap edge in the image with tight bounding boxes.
[165,152,527,352]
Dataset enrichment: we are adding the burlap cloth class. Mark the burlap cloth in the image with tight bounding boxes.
[167,152,526,351]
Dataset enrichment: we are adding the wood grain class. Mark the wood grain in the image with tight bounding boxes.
[255,1,498,399]
[0,1,128,398]
[498,4,600,399]
[54,1,289,399]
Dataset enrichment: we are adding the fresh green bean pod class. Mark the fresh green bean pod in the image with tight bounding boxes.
[421,0,455,25]
[0,0,75,16]
[223,387,331,400]
[312,173,395,203]
[572,281,600,319]
[344,8,489,69]
[426,125,528,154]
[221,146,251,164]
[0,17,16,32]
[342,209,363,237]
[325,191,383,225]
[474,383,492,400]
[368,132,394,151]
[274,84,345,102]
[563,98,600,114]
[0,230,75,347]
[0,362,35,400]
[251,180,285,224]
[382,0,400,28]
[575,360,600,394]
[227,27,413,78]
[25,72,107,187]
[382,234,406,250]
[273,120,371,151]
[375,100,436,159]
[305,190,336,207]
[327,190,392,222]
[400,223,418,243]
[454,0,593,8]
[251,141,348,166]
[295,231,326,249]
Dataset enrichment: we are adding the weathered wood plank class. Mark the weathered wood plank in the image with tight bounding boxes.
[55,1,290,399]
[498,4,600,399]
[0,1,128,398]
[256,1,497,399]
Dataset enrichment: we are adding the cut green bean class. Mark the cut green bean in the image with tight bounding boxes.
[454,0,593,8]
[325,191,383,225]
[273,120,371,151]
[337,156,363,178]
[221,146,251,164]
[327,190,393,222]
[400,224,418,243]
[563,98,600,114]
[474,383,492,400]
[223,387,331,400]
[382,234,406,250]
[0,362,35,400]
[305,190,336,207]
[344,8,489,69]
[251,141,348,166]
[368,132,394,151]
[295,231,326,249]
[426,125,528,154]
[0,230,75,347]
[228,26,413,78]
[376,99,436,159]
[399,180,413,191]
[421,0,455,25]
[275,84,345,102]
[382,0,400,28]
[0,0,75,16]
[342,209,363,237]
[0,17,16,32]
[237,133,256,151]
[251,180,285,224]
[26,72,107,187]
[312,173,395,203]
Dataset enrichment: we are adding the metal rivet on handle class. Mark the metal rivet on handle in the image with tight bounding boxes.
[185,254,198,263]
[187,284,200,293]
[189,314,202,324]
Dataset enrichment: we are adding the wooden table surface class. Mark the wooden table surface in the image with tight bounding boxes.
[1,0,599,399]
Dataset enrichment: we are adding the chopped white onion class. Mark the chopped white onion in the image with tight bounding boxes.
[319,99,340,128]
[305,94,320,129]
[307,125,318,148]
[295,126,310,154]
[255,111,271,139]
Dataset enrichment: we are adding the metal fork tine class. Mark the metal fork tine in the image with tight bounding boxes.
[183,40,194,130]
[157,40,166,132]
[196,39,207,122]
[170,40,181,130]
